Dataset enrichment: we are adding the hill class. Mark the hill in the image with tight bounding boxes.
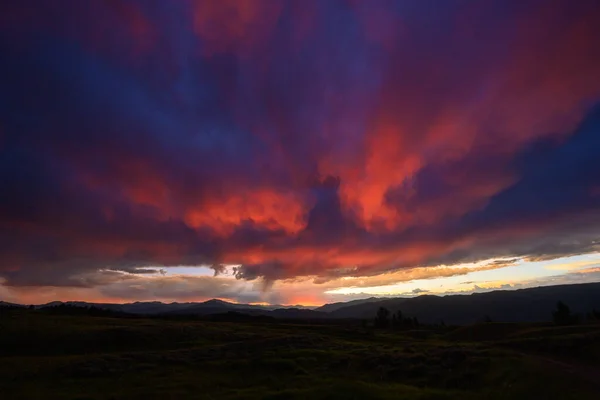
[329,282,600,324]
[316,297,383,312]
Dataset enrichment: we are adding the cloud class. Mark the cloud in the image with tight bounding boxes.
[209,264,228,277]
[544,259,600,271]
[1,1,600,304]
[108,267,164,275]
[412,288,429,294]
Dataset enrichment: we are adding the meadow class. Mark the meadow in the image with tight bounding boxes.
[1,309,599,399]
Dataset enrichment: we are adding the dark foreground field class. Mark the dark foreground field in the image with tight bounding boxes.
[1,310,600,399]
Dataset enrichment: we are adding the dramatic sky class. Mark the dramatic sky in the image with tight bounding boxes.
[1,0,600,306]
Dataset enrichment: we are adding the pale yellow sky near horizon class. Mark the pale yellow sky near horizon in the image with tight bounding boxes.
[1,252,600,307]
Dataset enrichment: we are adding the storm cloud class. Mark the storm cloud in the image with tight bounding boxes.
[1,0,600,302]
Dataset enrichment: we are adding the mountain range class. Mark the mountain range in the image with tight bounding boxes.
[3,282,600,324]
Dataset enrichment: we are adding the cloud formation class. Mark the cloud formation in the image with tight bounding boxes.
[1,0,600,303]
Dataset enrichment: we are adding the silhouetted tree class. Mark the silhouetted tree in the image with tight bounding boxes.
[388,311,420,330]
[396,310,403,322]
[375,306,390,328]
[553,301,576,325]
[585,311,599,324]
[392,310,403,329]
[0,304,22,314]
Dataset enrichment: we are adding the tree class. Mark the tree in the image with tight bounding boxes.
[375,307,390,328]
[393,310,404,329]
[553,301,575,325]
[396,310,403,322]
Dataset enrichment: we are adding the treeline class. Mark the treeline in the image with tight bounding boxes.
[370,301,600,329]
[0,303,137,318]
[38,303,135,317]
[0,303,23,313]
[372,307,422,329]
[552,301,600,326]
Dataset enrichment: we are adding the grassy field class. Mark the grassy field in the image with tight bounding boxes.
[1,310,599,399]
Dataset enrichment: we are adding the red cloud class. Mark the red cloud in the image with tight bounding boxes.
[191,0,283,57]
[1,0,600,301]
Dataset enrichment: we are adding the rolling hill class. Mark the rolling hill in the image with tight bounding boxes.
[326,282,600,324]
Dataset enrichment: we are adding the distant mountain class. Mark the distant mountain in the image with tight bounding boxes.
[328,282,600,324]
[6,282,600,324]
[26,298,317,318]
[316,297,383,313]
[202,299,234,307]
[0,301,25,308]
[120,301,203,315]
[160,301,326,319]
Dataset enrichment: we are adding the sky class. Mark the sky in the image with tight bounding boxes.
[1,0,600,306]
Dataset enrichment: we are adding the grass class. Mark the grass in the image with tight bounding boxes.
[1,310,599,399]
